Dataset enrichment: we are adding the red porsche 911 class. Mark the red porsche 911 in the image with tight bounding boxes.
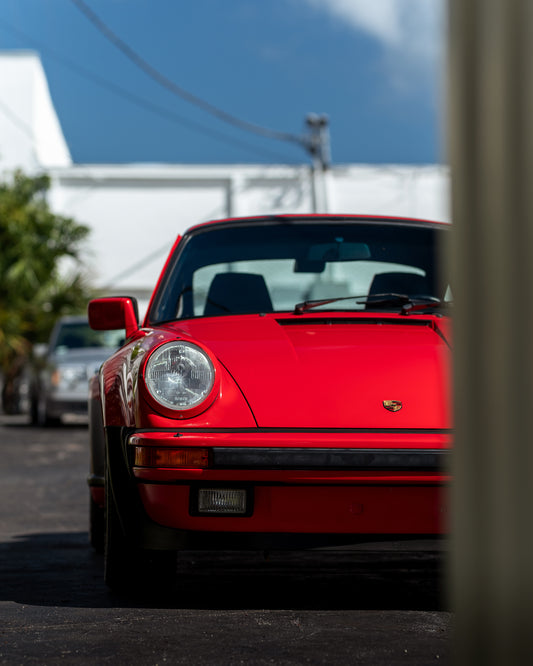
[87,214,451,590]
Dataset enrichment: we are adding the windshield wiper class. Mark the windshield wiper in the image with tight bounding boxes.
[294,293,450,315]
[294,295,366,315]
[360,293,447,315]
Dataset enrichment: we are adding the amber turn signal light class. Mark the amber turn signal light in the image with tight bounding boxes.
[134,446,210,468]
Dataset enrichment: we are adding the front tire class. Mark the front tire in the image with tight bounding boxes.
[104,473,176,593]
[30,392,60,427]
[89,495,105,553]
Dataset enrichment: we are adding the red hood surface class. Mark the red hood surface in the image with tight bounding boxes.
[168,314,451,429]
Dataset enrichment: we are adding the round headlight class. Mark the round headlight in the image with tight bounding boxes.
[144,341,215,411]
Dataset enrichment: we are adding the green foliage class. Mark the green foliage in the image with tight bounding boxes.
[0,170,93,409]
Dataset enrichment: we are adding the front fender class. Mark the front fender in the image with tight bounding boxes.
[99,329,257,429]
[105,425,186,550]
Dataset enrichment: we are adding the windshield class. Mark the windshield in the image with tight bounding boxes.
[52,322,124,352]
[148,220,449,322]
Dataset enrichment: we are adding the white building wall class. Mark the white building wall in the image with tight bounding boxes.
[332,165,450,221]
[48,163,450,309]
[48,167,232,295]
[0,52,71,174]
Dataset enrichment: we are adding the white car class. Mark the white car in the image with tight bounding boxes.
[30,315,122,426]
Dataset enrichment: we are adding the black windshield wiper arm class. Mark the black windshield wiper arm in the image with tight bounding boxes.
[360,293,448,315]
[294,295,367,315]
[294,293,449,315]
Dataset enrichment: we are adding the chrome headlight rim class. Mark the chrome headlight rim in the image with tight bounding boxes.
[142,339,218,418]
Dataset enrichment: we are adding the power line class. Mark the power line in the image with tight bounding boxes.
[70,0,308,149]
[0,97,35,142]
[0,19,300,163]
[103,240,171,288]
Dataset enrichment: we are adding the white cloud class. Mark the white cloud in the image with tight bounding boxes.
[316,0,404,45]
[302,0,446,91]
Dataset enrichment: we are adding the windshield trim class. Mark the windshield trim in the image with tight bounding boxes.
[146,217,449,326]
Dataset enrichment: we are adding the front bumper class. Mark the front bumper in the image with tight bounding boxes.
[47,397,88,418]
[128,429,450,537]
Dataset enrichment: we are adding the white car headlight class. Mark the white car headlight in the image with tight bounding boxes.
[144,341,215,411]
[52,364,88,388]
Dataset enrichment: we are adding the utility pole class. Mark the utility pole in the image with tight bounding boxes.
[303,113,331,213]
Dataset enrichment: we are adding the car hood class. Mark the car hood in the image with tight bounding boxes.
[169,315,451,429]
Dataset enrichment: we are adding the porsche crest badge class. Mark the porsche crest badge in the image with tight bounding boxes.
[383,400,403,412]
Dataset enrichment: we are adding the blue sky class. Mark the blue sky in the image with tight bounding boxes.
[0,0,446,166]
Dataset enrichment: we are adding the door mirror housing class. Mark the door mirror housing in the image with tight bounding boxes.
[88,297,139,340]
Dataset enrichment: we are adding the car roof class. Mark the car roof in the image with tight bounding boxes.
[54,315,89,325]
[184,214,449,236]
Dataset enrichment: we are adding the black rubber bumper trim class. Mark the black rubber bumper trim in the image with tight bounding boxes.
[212,447,447,471]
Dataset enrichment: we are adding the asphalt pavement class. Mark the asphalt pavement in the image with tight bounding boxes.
[0,414,451,664]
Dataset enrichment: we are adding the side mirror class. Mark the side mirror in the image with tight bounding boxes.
[88,297,139,340]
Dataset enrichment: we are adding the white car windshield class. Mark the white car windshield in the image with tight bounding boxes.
[53,323,124,352]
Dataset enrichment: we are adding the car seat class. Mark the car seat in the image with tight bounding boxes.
[366,271,430,309]
[204,272,274,316]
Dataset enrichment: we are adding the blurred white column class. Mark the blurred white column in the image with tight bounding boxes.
[449,0,533,663]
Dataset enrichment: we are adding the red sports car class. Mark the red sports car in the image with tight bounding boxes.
[87,214,451,590]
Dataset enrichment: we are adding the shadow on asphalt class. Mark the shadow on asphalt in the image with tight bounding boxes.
[0,531,447,611]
